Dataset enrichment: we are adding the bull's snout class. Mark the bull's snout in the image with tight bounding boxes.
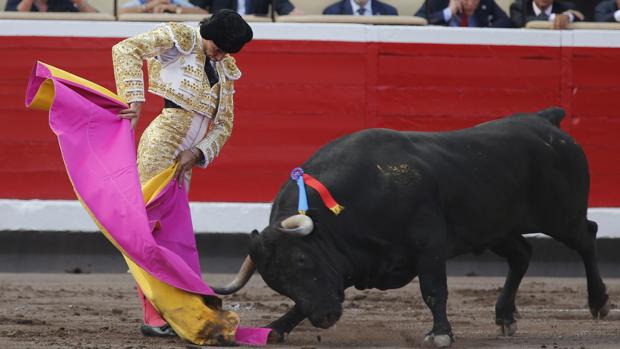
[309,307,342,329]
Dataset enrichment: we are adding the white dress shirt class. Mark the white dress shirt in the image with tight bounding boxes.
[533,1,574,22]
[350,0,373,16]
[237,0,247,15]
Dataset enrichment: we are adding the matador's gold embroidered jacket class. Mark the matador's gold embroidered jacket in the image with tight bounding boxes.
[112,22,241,168]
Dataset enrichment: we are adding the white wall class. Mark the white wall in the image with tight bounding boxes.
[1,199,619,237]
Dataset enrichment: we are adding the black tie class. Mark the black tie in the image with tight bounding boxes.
[357,7,366,15]
[204,60,219,86]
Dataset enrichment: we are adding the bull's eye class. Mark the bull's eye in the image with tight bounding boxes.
[296,253,306,266]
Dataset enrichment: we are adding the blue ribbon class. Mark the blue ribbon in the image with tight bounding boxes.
[290,167,308,214]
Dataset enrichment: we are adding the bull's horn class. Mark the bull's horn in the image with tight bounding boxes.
[278,214,314,236]
[210,255,256,295]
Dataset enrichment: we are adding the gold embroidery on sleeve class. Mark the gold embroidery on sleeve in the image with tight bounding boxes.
[112,24,176,103]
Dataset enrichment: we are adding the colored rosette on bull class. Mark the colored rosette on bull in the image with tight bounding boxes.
[291,167,309,214]
[290,167,344,216]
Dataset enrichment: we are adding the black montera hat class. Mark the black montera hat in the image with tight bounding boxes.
[199,9,253,54]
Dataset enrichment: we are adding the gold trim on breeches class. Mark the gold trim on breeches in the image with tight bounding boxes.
[137,108,210,186]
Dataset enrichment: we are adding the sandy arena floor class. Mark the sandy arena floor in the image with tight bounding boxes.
[0,273,618,349]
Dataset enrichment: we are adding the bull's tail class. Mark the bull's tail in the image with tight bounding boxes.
[537,107,565,128]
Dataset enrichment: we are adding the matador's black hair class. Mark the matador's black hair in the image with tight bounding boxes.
[199,9,253,54]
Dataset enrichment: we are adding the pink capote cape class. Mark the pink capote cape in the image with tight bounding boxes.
[25,61,270,346]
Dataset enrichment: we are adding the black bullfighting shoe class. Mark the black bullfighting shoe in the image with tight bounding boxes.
[140,323,177,337]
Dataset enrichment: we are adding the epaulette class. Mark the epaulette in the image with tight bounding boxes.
[167,22,196,54]
[221,56,242,80]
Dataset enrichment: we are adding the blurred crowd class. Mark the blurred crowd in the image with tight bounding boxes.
[3,0,620,29]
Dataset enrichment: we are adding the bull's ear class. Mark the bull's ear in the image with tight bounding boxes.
[250,229,260,239]
[249,229,270,262]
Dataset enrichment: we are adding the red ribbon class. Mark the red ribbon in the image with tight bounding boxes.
[302,173,344,215]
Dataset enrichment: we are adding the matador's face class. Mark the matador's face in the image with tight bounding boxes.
[202,39,227,62]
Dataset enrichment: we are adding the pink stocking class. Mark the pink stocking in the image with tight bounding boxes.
[137,285,167,327]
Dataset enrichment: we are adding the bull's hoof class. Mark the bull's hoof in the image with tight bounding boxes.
[497,321,517,337]
[422,333,454,348]
[590,297,611,319]
[267,329,286,344]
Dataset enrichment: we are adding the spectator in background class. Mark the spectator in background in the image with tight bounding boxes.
[190,0,302,16]
[510,0,584,29]
[571,0,602,22]
[415,0,511,27]
[595,0,620,22]
[323,0,397,15]
[5,0,98,12]
[120,0,207,14]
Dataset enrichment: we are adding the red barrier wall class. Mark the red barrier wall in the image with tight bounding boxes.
[1,34,619,205]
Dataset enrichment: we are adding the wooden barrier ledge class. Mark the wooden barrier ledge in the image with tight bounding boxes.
[276,15,427,26]
[526,20,620,30]
[117,13,271,22]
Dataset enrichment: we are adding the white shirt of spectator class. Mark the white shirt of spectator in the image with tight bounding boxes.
[442,6,454,22]
[615,9,620,22]
[532,1,552,17]
[237,0,246,15]
[532,1,574,23]
[350,0,373,16]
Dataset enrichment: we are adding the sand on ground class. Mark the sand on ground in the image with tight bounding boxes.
[0,273,618,349]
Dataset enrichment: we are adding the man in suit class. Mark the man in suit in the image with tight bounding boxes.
[323,0,398,16]
[571,0,603,21]
[595,0,620,22]
[510,0,584,29]
[415,0,512,27]
[120,0,208,14]
[190,0,299,15]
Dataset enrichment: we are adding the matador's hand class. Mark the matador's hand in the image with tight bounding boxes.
[118,102,142,129]
[174,149,202,187]
[553,13,570,29]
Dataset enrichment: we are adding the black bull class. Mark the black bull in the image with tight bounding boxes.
[214,108,610,347]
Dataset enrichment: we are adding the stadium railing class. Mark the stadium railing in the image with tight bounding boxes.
[526,20,620,30]
[276,14,427,25]
[116,13,272,22]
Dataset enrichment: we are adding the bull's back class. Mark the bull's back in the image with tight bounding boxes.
[308,112,586,202]
[404,113,590,249]
[302,112,589,247]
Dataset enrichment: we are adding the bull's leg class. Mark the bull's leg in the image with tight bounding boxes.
[417,250,453,348]
[553,220,609,318]
[265,304,306,343]
[491,234,532,336]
